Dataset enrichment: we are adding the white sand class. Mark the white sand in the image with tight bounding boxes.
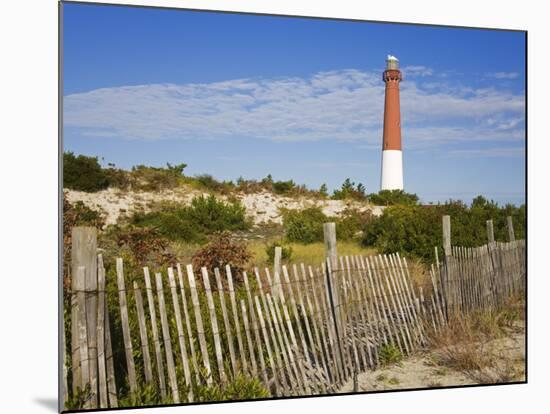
[339,325,525,393]
[65,187,385,227]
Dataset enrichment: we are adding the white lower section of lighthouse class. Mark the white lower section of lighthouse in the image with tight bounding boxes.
[380,150,403,190]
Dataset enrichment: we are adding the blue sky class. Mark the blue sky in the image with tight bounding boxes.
[62,2,526,205]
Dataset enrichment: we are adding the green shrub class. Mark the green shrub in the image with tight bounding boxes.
[265,241,293,262]
[193,374,269,401]
[378,344,403,366]
[336,209,371,241]
[332,178,367,201]
[63,152,110,192]
[283,207,371,244]
[185,195,250,234]
[129,163,186,191]
[130,195,250,242]
[363,197,526,262]
[104,167,131,189]
[368,189,419,206]
[283,207,327,244]
[194,174,234,193]
[272,179,296,194]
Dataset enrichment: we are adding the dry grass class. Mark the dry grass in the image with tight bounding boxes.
[428,297,525,384]
[170,238,378,271]
[406,258,432,294]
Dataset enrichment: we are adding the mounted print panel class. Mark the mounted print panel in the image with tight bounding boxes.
[60,1,526,412]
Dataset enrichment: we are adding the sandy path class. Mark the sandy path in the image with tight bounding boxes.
[339,325,525,392]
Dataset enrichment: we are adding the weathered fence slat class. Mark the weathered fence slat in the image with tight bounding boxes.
[133,281,153,385]
[214,268,238,379]
[62,309,69,411]
[241,271,259,375]
[115,258,137,394]
[176,264,200,384]
[225,266,248,373]
[96,255,108,408]
[281,265,312,393]
[201,267,226,384]
[155,272,180,403]
[104,302,118,407]
[300,263,331,386]
[167,267,193,401]
[239,299,256,380]
[75,266,91,408]
[254,295,280,396]
[308,265,336,384]
[143,267,167,400]
[186,265,212,384]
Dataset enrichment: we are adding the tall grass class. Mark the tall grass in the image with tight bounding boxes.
[247,240,377,268]
[427,295,525,384]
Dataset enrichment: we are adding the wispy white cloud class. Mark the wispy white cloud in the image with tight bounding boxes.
[64,68,525,148]
[486,71,520,79]
[402,65,433,77]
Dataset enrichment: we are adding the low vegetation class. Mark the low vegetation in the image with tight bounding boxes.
[265,241,293,263]
[378,344,403,366]
[248,240,377,269]
[428,295,525,384]
[191,232,252,279]
[332,178,367,201]
[63,152,422,205]
[363,196,525,262]
[63,152,110,192]
[129,195,250,243]
[368,189,419,206]
[282,207,370,244]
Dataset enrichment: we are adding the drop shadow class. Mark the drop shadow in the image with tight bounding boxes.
[34,397,58,412]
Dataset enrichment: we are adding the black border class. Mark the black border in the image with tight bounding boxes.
[58,1,528,413]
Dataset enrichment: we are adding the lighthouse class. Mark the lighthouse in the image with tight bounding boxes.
[380,55,404,191]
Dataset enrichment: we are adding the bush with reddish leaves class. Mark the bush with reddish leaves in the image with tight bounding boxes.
[192,232,252,281]
[115,226,176,267]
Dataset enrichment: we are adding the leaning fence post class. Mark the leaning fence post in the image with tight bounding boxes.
[273,246,283,300]
[507,216,516,242]
[442,216,452,257]
[486,219,500,306]
[486,220,495,244]
[323,222,345,378]
[441,215,452,318]
[70,226,98,406]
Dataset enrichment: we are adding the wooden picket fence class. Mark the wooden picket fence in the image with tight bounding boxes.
[62,217,525,410]
[438,240,526,319]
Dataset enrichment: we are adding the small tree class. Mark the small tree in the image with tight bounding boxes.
[192,232,252,281]
[63,152,110,192]
[166,162,187,176]
[332,178,367,201]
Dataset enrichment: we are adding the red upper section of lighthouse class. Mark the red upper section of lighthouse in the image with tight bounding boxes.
[382,67,403,151]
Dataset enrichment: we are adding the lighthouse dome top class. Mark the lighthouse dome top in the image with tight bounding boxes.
[386,55,399,70]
